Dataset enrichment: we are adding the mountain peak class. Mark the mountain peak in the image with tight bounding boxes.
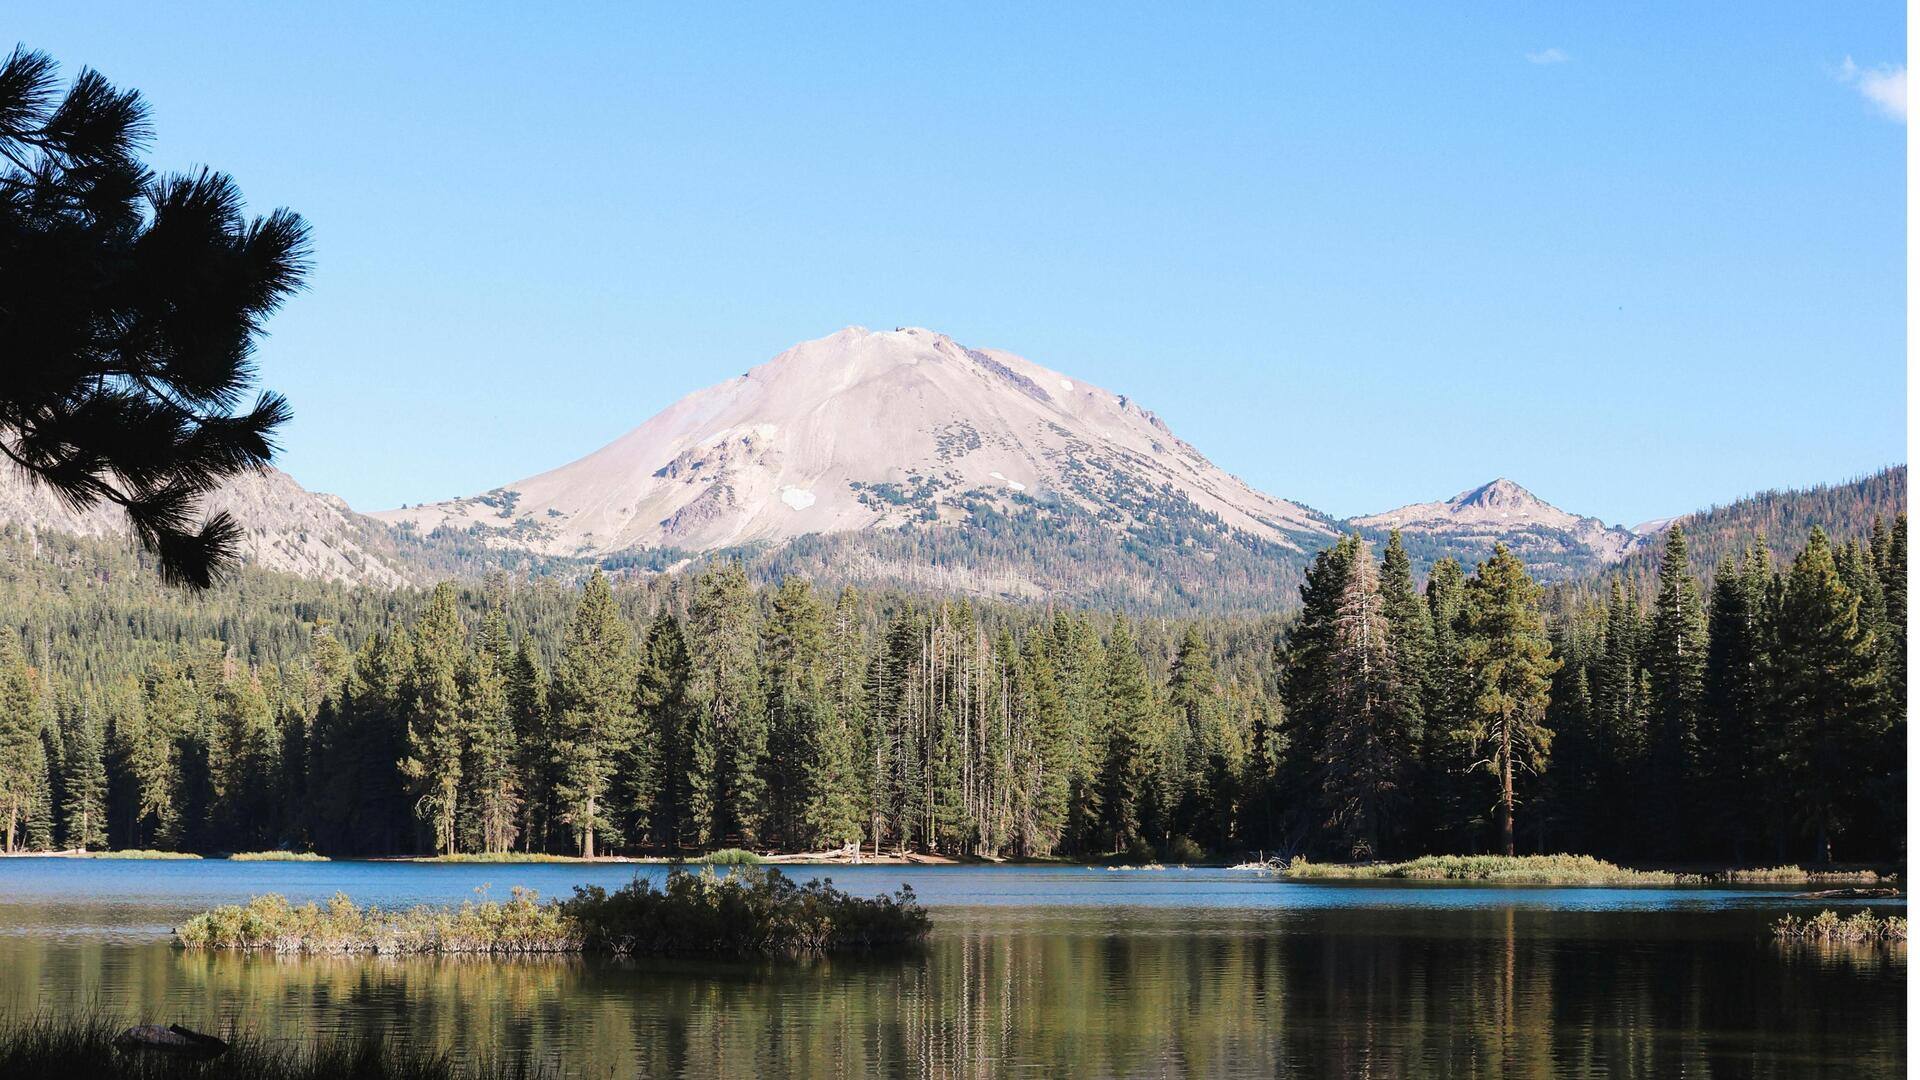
[1449,477,1543,512]
[374,327,1331,563]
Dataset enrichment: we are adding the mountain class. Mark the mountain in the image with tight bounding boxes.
[0,465,425,588]
[1347,477,1640,581]
[375,326,1340,609]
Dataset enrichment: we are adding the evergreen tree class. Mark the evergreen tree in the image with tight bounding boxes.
[550,570,638,857]
[807,587,868,851]
[1420,556,1477,850]
[1643,526,1707,854]
[636,612,693,849]
[1700,543,1771,859]
[462,610,520,855]
[685,561,767,846]
[0,629,49,852]
[764,577,828,848]
[1461,544,1558,856]
[1097,616,1155,855]
[400,583,465,855]
[59,699,108,850]
[1772,528,1884,863]
[506,639,552,851]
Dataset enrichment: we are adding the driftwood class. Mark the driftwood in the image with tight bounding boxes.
[1799,887,1902,899]
[112,1024,230,1059]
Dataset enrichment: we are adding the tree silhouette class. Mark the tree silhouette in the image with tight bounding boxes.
[0,45,310,587]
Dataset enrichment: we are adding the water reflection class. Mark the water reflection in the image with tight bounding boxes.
[1,900,1902,1078]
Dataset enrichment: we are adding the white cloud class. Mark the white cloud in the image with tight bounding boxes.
[1838,56,1907,122]
[1525,48,1569,66]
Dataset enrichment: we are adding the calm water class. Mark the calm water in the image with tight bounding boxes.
[0,860,1904,1077]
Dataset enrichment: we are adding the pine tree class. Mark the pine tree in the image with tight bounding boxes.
[764,577,828,848]
[685,561,767,846]
[59,698,108,850]
[506,639,552,852]
[1097,616,1155,856]
[462,610,520,855]
[1166,625,1226,851]
[1319,537,1414,859]
[550,570,639,858]
[1379,530,1433,737]
[636,612,693,850]
[400,583,466,855]
[1643,526,1706,854]
[213,669,280,850]
[1419,556,1476,850]
[1461,544,1558,857]
[0,629,49,852]
[807,587,868,851]
[1700,543,1771,859]
[1772,528,1883,863]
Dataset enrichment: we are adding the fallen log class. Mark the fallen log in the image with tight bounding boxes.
[112,1024,229,1059]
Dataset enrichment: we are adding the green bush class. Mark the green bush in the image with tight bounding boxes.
[228,851,330,862]
[565,867,927,955]
[694,848,763,866]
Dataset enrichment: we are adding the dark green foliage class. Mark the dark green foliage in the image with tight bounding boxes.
[0,47,310,589]
[565,867,930,955]
[0,483,1902,864]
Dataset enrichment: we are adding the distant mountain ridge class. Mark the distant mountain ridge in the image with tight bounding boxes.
[0,326,1902,611]
[1346,477,1640,582]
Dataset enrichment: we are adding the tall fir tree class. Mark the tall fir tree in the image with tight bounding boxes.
[400,583,466,855]
[1643,526,1707,855]
[1772,528,1884,863]
[550,570,639,857]
[686,561,768,846]
[1461,544,1558,857]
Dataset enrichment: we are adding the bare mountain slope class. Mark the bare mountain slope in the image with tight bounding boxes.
[376,326,1335,562]
[0,465,423,588]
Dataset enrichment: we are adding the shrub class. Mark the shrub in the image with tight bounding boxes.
[86,850,201,860]
[176,888,578,955]
[228,851,330,862]
[695,848,763,866]
[565,867,928,954]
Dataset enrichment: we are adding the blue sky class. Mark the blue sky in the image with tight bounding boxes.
[15,4,1905,524]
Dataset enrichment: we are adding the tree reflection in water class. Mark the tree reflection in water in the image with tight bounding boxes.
[2,904,1903,1077]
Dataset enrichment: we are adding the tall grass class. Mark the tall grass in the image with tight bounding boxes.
[408,853,605,864]
[1283,854,1676,885]
[177,889,579,955]
[177,868,929,956]
[85,850,202,860]
[228,852,330,862]
[1773,909,1907,943]
[0,1011,544,1079]
[1685,866,1887,885]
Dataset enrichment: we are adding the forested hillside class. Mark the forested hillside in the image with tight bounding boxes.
[0,503,1902,865]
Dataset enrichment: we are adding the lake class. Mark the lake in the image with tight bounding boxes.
[0,860,1904,1077]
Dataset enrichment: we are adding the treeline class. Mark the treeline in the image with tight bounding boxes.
[0,518,1904,864]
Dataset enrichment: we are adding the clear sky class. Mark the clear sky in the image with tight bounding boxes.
[15,4,1906,525]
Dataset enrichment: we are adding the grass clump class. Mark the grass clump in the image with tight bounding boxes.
[1773,909,1907,943]
[694,847,763,866]
[1684,866,1887,885]
[176,888,578,955]
[228,851,330,862]
[85,849,202,860]
[176,867,929,956]
[1283,854,1676,885]
[0,1011,541,1079]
